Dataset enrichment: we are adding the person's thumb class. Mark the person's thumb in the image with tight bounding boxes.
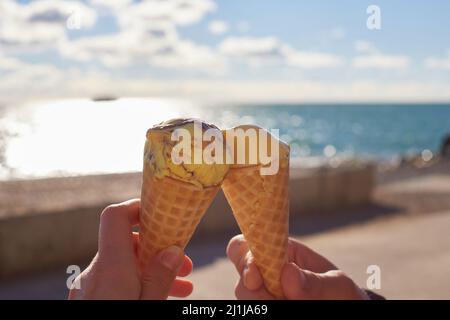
[140,246,184,300]
[281,263,361,300]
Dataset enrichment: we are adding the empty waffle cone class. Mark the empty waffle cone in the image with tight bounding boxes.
[222,164,289,299]
[139,168,219,269]
[222,125,290,298]
[222,165,289,298]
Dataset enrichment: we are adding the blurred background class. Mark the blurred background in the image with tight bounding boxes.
[0,0,449,299]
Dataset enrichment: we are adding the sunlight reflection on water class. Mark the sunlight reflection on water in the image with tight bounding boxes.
[1,98,198,178]
[1,99,448,179]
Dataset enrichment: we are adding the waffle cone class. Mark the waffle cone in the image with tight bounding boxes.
[139,167,219,269]
[222,164,289,298]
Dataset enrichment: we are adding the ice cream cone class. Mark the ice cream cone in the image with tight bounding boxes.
[139,169,220,269]
[138,118,229,270]
[222,125,290,298]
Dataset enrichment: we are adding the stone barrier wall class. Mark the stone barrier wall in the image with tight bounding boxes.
[0,163,375,278]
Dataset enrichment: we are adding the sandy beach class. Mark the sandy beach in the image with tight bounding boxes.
[0,159,449,299]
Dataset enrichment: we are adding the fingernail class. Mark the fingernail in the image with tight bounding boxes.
[242,265,250,287]
[227,235,244,260]
[159,246,183,271]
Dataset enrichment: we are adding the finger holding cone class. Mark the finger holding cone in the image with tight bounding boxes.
[139,118,230,271]
[222,125,290,298]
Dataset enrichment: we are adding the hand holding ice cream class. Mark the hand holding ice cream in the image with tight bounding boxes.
[68,199,194,300]
[69,117,376,300]
[227,235,370,300]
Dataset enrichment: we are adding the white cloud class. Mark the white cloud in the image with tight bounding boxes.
[0,53,64,101]
[59,25,179,67]
[56,0,219,71]
[2,65,450,104]
[89,0,132,10]
[1,0,341,74]
[352,41,410,69]
[0,51,448,104]
[425,50,450,70]
[219,36,342,68]
[2,1,441,105]
[282,46,343,68]
[60,25,226,72]
[150,40,226,73]
[208,20,229,35]
[0,0,249,74]
[219,37,281,57]
[353,54,410,69]
[0,53,23,71]
[117,0,216,31]
[60,34,134,67]
[0,0,97,49]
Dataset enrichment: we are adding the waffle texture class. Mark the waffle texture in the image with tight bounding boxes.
[222,164,289,298]
[139,167,219,269]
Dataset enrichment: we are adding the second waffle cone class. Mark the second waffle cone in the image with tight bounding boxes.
[222,164,289,299]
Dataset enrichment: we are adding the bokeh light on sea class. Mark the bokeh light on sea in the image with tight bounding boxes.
[0,98,449,179]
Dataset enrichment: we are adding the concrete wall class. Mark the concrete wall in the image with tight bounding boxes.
[0,163,375,278]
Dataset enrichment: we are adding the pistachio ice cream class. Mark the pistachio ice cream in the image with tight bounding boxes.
[144,118,230,187]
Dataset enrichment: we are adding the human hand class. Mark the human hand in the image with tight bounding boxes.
[227,235,369,300]
[68,199,194,300]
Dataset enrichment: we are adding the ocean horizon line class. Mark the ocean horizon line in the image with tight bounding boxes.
[2,97,450,110]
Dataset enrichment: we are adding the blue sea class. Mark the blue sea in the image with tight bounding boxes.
[0,99,449,179]
[226,103,450,159]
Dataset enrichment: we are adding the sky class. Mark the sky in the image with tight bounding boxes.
[1,0,450,104]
